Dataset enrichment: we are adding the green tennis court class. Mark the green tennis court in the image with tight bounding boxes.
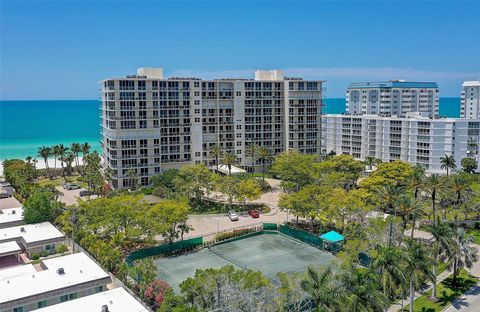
[154,232,335,290]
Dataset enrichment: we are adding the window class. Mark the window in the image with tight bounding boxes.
[236,125,242,130]
[95,286,104,293]
[45,244,55,250]
[236,91,241,96]
[14,308,24,312]
[38,301,47,308]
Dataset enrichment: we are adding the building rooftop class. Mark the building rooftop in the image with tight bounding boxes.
[462,80,480,87]
[0,241,21,256]
[35,288,148,312]
[0,222,64,244]
[0,207,23,226]
[323,113,480,123]
[0,252,111,304]
[348,80,438,89]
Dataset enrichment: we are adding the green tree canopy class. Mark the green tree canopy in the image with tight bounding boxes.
[23,189,63,224]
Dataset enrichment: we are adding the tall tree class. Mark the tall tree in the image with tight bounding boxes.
[424,174,445,222]
[461,157,478,174]
[396,195,424,238]
[37,146,52,178]
[56,144,69,181]
[126,169,139,191]
[444,227,479,286]
[81,142,91,156]
[246,143,259,175]
[403,239,434,312]
[427,222,454,301]
[365,156,376,170]
[440,154,456,176]
[71,142,82,173]
[374,184,402,214]
[209,144,223,173]
[408,166,425,200]
[23,189,63,224]
[52,144,61,172]
[222,152,237,176]
[370,245,406,303]
[256,146,272,181]
[301,266,346,311]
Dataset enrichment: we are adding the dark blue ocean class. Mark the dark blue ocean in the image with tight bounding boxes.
[0,98,461,159]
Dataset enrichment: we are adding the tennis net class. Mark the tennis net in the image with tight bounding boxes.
[208,246,247,270]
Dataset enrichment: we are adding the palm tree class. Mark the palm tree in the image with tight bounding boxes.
[37,146,52,179]
[427,221,455,300]
[370,245,406,303]
[71,143,82,173]
[424,174,445,222]
[257,146,272,181]
[126,168,139,190]
[440,154,456,176]
[81,142,91,156]
[449,174,469,206]
[246,143,259,175]
[52,144,61,172]
[409,166,425,199]
[365,156,376,171]
[57,144,69,181]
[222,153,237,176]
[403,239,434,312]
[209,144,223,173]
[300,266,346,311]
[341,266,389,312]
[63,152,75,176]
[396,195,424,238]
[374,184,402,214]
[25,156,32,164]
[37,146,52,178]
[444,227,479,286]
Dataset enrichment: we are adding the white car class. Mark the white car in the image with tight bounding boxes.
[228,211,239,221]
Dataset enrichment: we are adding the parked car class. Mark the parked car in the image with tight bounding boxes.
[248,209,260,218]
[63,183,80,190]
[79,190,91,197]
[0,192,12,199]
[228,211,239,221]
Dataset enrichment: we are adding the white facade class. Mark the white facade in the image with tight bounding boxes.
[322,113,480,173]
[346,80,439,117]
[460,80,480,119]
[0,207,23,229]
[0,252,111,312]
[101,67,324,189]
[35,288,147,312]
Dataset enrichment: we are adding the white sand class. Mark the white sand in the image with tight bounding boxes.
[0,157,84,177]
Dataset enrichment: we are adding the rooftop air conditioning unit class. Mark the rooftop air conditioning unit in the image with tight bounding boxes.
[56,268,65,275]
[20,227,25,232]
[101,305,110,312]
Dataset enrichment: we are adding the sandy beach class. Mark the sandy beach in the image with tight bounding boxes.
[0,157,85,177]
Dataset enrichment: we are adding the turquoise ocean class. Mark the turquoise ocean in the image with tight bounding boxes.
[0,98,461,160]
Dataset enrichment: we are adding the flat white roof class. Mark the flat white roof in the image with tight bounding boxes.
[0,241,21,256]
[463,80,480,87]
[36,288,148,312]
[0,252,111,304]
[0,222,64,244]
[0,207,23,225]
[217,164,247,175]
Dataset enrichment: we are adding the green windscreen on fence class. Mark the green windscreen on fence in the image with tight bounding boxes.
[263,223,278,231]
[279,225,322,247]
[125,237,203,266]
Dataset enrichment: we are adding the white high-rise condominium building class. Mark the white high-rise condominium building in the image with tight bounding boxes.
[322,113,480,173]
[101,68,324,189]
[460,80,480,119]
[346,80,439,117]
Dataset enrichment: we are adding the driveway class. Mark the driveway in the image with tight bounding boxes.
[55,186,97,206]
[444,284,480,312]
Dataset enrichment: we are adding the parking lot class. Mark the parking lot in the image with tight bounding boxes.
[55,186,97,206]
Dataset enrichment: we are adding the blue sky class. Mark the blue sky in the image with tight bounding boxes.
[1,0,479,99]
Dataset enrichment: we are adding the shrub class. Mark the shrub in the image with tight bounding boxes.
[56,244,68,253]
[40,251,49,257]
[256,179,272,193]
[215,228,257,242]
[31,254,40,260]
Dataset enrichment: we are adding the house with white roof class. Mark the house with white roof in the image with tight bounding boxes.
[0,222,65,257]
[0,207,24,229]
[0,252,112,312]
[35,288,148,312]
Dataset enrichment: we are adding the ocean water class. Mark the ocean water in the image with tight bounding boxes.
[0,98,461,160]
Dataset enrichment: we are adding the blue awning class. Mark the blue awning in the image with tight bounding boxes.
[320,231,345,243]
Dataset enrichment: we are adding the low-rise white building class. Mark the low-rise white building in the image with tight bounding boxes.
[322,113,480,173]
[0,252,111,312]
[0,222,65,257]
[35,288,148,312]
[460,80,480,119]
[0,207,23,229]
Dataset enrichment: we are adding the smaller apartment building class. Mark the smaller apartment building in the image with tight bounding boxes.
[322,113,480,173]
[0,207,23,229]
[0,252,111,312]
[461,80,480,119]
[0,222,65,257]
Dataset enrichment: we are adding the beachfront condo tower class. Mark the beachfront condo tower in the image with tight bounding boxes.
[100,68,324,189]
[346,80,439,117]
[460,80,480,119]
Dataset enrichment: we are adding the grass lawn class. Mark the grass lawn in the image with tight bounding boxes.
[467,229,480,245]
[402,269,478,312]
[35,175,87,188]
